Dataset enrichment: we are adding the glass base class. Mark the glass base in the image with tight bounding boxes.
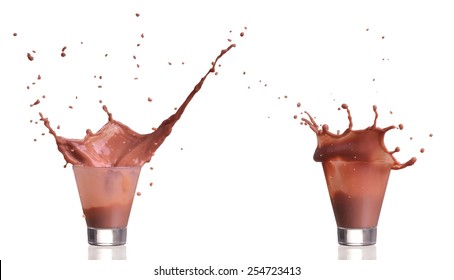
[337,227,377,246]
[87,227,127,246]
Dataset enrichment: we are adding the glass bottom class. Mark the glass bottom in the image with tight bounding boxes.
[87,227,127,246]
[337,227,377,246]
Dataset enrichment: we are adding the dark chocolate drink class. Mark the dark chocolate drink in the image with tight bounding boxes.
[323,160,390,228]
[302,104,416,245]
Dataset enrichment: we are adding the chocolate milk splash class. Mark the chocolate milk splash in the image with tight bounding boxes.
[301,104,416,170]
[39,44,236,167]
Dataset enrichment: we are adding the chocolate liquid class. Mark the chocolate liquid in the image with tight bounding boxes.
[84,204,132,228]
[40,44,236,168]
[302,104,416,228]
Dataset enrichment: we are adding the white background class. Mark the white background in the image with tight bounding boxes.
[1,0,453,279]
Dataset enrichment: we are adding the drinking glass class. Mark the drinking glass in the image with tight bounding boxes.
[73,166,141,246]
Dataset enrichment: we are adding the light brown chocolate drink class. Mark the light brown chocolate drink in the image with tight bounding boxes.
[302,104,416,245]
[73,166,141,229]
[40,43,236,168]
[39,44,236,245]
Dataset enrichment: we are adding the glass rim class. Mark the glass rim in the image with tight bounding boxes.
[323,160,393,165]
[72,165,142,170]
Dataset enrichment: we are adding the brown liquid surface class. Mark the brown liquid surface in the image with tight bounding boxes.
[302,104,416,228]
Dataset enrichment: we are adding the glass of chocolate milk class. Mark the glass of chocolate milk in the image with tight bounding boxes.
[302,104,416,246]
[73,166,141,246]
[38,43,236,246]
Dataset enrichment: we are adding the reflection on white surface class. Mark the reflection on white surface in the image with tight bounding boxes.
[88,245,127,260]
[338,245,376,260]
